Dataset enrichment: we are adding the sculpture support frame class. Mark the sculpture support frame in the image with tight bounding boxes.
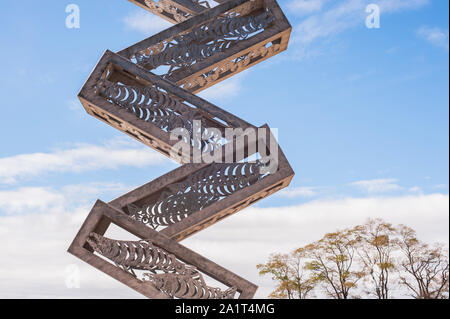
[90,124,294,243]
[68,0,294,299]
[68,200,258,299]
[127,0,208,24]
[119,0,292,93]
[79,50,254,164]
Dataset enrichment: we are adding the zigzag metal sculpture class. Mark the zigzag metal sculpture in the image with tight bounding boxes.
[87,232,237,299]
[68,0,294,299]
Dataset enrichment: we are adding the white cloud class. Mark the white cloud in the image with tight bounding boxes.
[349,178,403,193]
[291,0,430,45]
[67,99,81,111]
[61,182,130,199]
[0,187,66,215]
[123,10,171,34]
[0,183,447,298]
[278,186,318,198]
[293,0,365,44]
[0,139,165,184]
[417,26,449,51]
[287,0,429,16]
[0,200,143,298]
[408,186,423,194]
[198,76,243,101]
[376,0,429,13]
[288,0,324,15]
[0,183,130,215]
[184,193,449,298]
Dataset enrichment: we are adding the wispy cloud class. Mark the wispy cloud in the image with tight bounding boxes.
[349,178,403,193]
[67,99,80,111]
[123,10,171,34]
[278,186,318,198]
[288,0,430,60]
[0,183,130,215]
[198,76,243,101]
[275,178,446,199]
[1,188,446,298]
[417,26,449,51]
[0,184,144,298]
[376,0,429,13]
[0,187,66,214]
[293,0,364,44]
[288,0,324,15]
[408,186,423,194]
[0,139,165,184]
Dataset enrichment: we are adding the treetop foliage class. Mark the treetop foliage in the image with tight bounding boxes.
[257,219,449,299]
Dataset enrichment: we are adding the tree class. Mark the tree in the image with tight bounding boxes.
[289,248,316,299]
[304,228,365,299]
[257,253,292,299]
[356,219,397,299]
[257,250,315,299]
[257,219,449,299]
[397,225,449,299]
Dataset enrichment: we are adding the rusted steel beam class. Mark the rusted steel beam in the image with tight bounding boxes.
[104,126,294,242]
[79,50,254,163]
[120,0,291,93]
[68,200,258,299]
[127,0,209,23]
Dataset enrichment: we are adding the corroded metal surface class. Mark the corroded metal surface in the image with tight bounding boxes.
[120,0,292,93]
[128,161,266,229]
[68,200,257,298]
[96,79,221,151]
[78,51,254,164]
[133,10,275,76]
[87,232,237,299]
[128,0,211,23]
[142,0,191,23]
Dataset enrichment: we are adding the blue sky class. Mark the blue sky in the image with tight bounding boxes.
[0,0,448,298]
